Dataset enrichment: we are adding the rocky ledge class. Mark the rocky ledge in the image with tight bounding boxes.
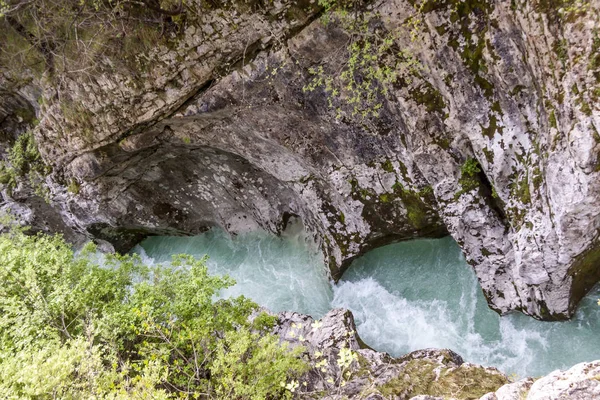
[279,308,600,399]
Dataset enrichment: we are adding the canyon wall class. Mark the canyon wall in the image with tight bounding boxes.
[1,0,599,320]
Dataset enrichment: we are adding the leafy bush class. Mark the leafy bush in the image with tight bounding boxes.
[0,131,50,199]
[0,228,307,399]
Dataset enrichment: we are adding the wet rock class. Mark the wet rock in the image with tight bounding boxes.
[277,308,509,400]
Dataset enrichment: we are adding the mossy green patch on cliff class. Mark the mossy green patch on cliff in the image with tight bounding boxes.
[510,85,526,96]
[391,182,436,230]
[571,84,593,116]
[534,0,585,25]
[532,167,543,191]
[481,114,503,138]
[349,174,436,232]
[482,147,494,163]
[491,100,502,114]
[409,81,446,114]
[510,171,531,205]
[455,158,481,199]
[474,75,495,99]
[378,359,508,399]
[381,159,394,173]
[553,38,569,65]
[590,29,600,83]
[407,0,452,13]
[549,110,558,129]
[67,179,80,195]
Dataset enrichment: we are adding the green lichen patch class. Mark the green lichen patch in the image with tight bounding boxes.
[391,182,436,229]
[507,206,527,229]
[532,167,543,191]
[409,81,446,114]
[378,359,508,399]
[510,84,526,96]
[511,174,531,205]
[481,114,503,138]
[67,179,80,195]
[474,75,495,98]
[482,147,494,163]
[549,110,558,129]
[381,159,394,173]
[491,100,502,114]
[590,29,600,83]
[553,38,568,66]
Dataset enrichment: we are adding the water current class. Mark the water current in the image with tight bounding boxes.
[133,228,600,378]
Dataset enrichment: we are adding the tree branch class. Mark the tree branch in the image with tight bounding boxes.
[140,0,184,16]
[5,15,55,71]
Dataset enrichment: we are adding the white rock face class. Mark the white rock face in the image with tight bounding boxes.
[526,361,600,400]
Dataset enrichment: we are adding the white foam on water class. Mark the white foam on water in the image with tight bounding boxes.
[133,228,333,317]
[132,229,600,378]
[332,236,600,378]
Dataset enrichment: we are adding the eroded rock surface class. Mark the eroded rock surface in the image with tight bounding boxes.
[276,308,509,399]
[1,0,599,320]
[276,308,600,399]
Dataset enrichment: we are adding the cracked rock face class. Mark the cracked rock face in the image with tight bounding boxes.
[1,0,600,321]
[276,308,510,399]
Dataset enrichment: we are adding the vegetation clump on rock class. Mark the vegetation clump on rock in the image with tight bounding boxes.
[0,226,308,399]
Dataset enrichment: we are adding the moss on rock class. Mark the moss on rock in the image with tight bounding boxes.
[379,359,508,399]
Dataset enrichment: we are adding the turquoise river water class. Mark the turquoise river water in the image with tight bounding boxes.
[133,229,600,378]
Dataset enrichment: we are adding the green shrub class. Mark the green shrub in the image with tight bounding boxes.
[0,131,50,199]
[0,227,307,399]
[454,158,482,199]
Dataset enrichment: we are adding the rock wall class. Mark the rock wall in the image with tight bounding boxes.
[1,0,599,321]
[278,307,600,399]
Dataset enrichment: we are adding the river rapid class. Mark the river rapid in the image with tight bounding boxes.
[133,229,600,378]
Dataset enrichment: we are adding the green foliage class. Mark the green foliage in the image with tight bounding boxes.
[0,131,50,199]
[212,329,306,399]
[455,158,481,199]
[461,158,481,178]
[303,7,422,119]
[0,228,307,399]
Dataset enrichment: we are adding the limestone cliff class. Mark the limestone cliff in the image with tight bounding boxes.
[1,0,599,321]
